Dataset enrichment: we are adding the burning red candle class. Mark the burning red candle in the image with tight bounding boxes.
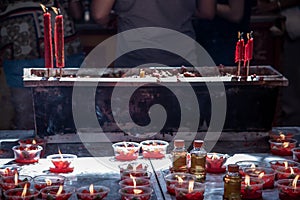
[12,145,43,164]
[53,7,64,68]
[277,175,300,200]
[276,167,300,180]
[269,160,300,171]
[141,140,168,159]
[119,186,153,200]
[241,175,264,200]
[47,150,77,173]
[41,4,53,69]
[112,142,140,161]
[76,184,110,200]
[4,184,39,200]
[119,177,151,188]
[235,32,244,63]
[174,180,205,200]
[40,185,75,200]
[206,153,227,173]
[244,167,275,189]
[164,173,196,196]
[269,138,297,156]
[0,174,32,192]
[33,175,65,191]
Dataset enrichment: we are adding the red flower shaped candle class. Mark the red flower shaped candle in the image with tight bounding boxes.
[118,162,148,174]
[241,175,264,200]
[174,180,205,200]
[121,170,152,180]
[47,151,77,173]
[269,131,294,141]
[40,185,75,200]
[119,186,153,200]
[19,138,47,157]
[0,174,32,192]
[164,173,196,196]
[236,160,262,177]
[276,167,300,180]
[269,138,297,156]
[4,184,39,200]
[206,153,228,173]
[277,175,300,200]
[141,140,168,159]
[76,184,110,200]
[33,175,65,191]
[244,167,275,189]
[112,142,140,161]
[0,165,20,177]
[12,145,43,164]
[269,160,300,171]
[292,147,300,162]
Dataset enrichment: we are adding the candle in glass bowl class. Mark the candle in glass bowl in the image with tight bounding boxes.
[112,142,140,161]
[206,153,228,173]
[269,160,300,171]
[19,138,47,157]
[118,162,148,174]
[241,175,264,200]
[0,174,32,192]
[76,184,110,200]
[235,160,263,176]
[276,166,300,180]
[0,165,20,177]
[119,186,153,200]
[12,144,43,164]
[277,175,300,200]
[269,138,297,156]
[292,147,300,162]
[269,131,294,141]
[121,170,152,180]
[244,167,275,189]
[164,173,196,195]
[4,184,39,200]
[174,180,205,200]
[119,176,151,188]
[141,140,169,159]
[40,185,75,200]
[47,151,77,173]
[33,175,65,190]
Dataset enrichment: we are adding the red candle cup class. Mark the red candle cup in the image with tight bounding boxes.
[47,154,77,173]
[118,162,148,174]
[206,153,228,174]
[269,160,300,171]
[33,175,65,190]
[292,147,300,162]
[174,181,205,200]
[141,140,169,159]
[275,167,300,180]
[0,175,32,192]
[19,138,47,157]
[164,173,196,196]
[12,145,43,164]
[269,139,297,156]
[4,188,39,200]
[119,186,153,200]
[235,160,263,177]
[76,185,110,200]
[40,185,75,200]
[121,170,152,180]
[269,131,294,141]
[277,178,300,200]
[112,142,140,161]
[244,167,275,189]
[241,176,264,200]
[119,178,151,188]
[0,165,20,177]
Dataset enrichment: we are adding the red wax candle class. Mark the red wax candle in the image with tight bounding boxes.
[112,142,140,161]
[0,165,19,177]
[33,175,65,191]
[54,9,64,68]
[40,185,75,200]
[141,140,168,159]
[47,153,77,173]
[121,170,152,180]
[12,145,43,164]
[276,167,300,180]
[269,139,297,156]
[174,181,205,200]
[4,188,39,200]
[119,186,153,200]
[119,177,151,188]
[269,160,300,171]
[269,131,294,141]
[19,138,47,158]
[164,173,196,196]
[206,153,227,173]
[42,6,53,69]
[241,176,264,200]
[76,184,110,200]
[244,167,275,189]
[0,175,32,192]
[277,177,300,200]
[235,160,262,177]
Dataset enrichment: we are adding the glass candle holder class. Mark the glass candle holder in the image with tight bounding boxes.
[269,160,300,171]
[164,173,196,196]
[76,185,110,200]
[292,147,300,162]
[12,145,43,164]
[33,175,65,191]
[277,179,300,200]
[0,165,20,177]
[275,167,300,180]
[40,185,75,200]
[244,167,275,189]
[4,188,39,200]
[112,142,140,161]
[235,160,263,177]
[269,139,297,156]
[119,178,151,188]
[0,175,32,192]
[269,131,294,141]
[241,176,264,200]
[47,154,77,173]
[206,153,228,174]
[19,138,47,157]
[174,181,205,200]
[119,186,153,200]
[121,170,152,180]
[118,162,148,174]
[140,140,169,159]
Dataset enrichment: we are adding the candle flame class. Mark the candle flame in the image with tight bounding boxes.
[40,4,47,13]
[51,7,61,15]
[290,167,295,175]
[58,148,64,160]
[283,142,289,148]
[245,175,251,186]
[258,172,265,179]
[212,153,219,160]
[130,174,137,187]
[177,176,184,185]
[56,185,63,196]
[292,175,299,189]
[14,173,18,186]
[89,184,94,195]
[250,164,256,169]
[32,139,36,145]
[21,183,28,197]
[188,180,194,193]
[279,133,285,141]
[133,188,143,195]
[4,168,10,175]
[45,178,52,186]
[284,161,288,169]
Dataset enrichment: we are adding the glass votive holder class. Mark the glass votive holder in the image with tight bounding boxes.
[76,185,110,200]
[0,175,32,192]
[4,188,39,200]
[269,131,294,141]
[12,145,43,164]
[269,160,300,170]
[33,175,65,190]
[235,160,263,176]
[0,165,20,177]
[121,170,152,180]
[244,167,275,189]
[275,167,300,180]
[19,138,47,157]
[269,139,297,156]
[40,185,75,200]
[118,162,148,174]
[164,173,196,196]
[47,154,77,173]
[277,178,300,200]
[140,140,169,159]
[119,186,153,200]
[206,153,228,174]
[174,181,205,200]
[119,177,151,188]
[112,142,140,161]
[241,176,264,200]
[292,147,300,162]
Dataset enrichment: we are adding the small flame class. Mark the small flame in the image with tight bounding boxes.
[250,164,256,169]
[245,175,251,186]
[258,172,265,179]
[188,180,194,193]
[4,168,10,175]
[21,183,28,197]
[51,7,61,15]
[14,173,18,186]
[284,161,288,169]
[212,153,219,160]
[292,175,299,189]
[283,142,289,148]
[32,139,36,145]
[45,179,52,186]
[89,184,94,195]
[58,148,64,160]
[40,4,47,13]
[130,174,136,187]
[177,176,184,185]
[56,185,63,196]
[279,133,285,141]
[290,167,295,175]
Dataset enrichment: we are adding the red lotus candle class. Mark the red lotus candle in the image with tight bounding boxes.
[4,184,39,200]
[206,153,227,173]
[269,131,294,141]
[76,184,110,200]
[119,177,151,188]
[276,167,300,180]
[47,151,77,173]
[292,147,300,162]
[241,175,264,200]
[119,186,153,200]
[244,167,275,189]
[19,138,47,157]
[53,7,64,68]
[40,185,75,200]
[277,176,300,200]
[118,162,148,174]
[33,175,65,191]
[269,160,300,171]
[12,144,43,164]
[41,4,53,69]
[112,142,140,161]
[0,174,32,192]
[121,170,152,180]
[174,180,205,200]
[269,138,297,156]
[0,165,19,177]
[235,160,262,177]
[141,140,168,159]
[164,173,196,196]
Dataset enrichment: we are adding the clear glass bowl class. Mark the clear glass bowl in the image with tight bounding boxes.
[33,175,65,190]
[112,142,140,161]
[12,145,43,164]
[140,140,169,159]
[277,179,300,200]
[164,172,196,195]
[4,188,39,200]
[76,185,110,200]
[119,186,153,200]
[40,185,75,200]
[119,177,151,188]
